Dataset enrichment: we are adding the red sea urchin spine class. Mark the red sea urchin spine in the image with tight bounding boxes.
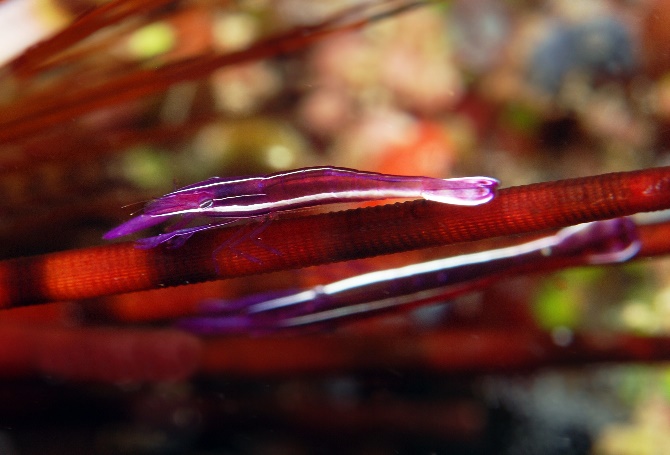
[0,167,668,309]
[0,0,425,145]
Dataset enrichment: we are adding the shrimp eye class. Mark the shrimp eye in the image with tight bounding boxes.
[199,199,214,209]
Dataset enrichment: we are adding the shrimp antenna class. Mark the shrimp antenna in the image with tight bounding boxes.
[121,200,150,216]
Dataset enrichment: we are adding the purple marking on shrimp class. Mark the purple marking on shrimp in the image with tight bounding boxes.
[103,167,499,247]
[175,218,640,334]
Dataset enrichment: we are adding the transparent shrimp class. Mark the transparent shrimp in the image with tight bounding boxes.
[176,217,640,334]
[103,166,499,248]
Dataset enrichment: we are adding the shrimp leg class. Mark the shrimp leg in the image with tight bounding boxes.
[135,219,240,249]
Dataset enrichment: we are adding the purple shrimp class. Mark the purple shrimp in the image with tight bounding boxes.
[176,217,640,334]
[103,167,499,248]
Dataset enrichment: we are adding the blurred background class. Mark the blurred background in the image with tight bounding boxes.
[0,0,670,453]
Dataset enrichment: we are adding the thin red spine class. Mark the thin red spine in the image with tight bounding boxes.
[0,166,668,309]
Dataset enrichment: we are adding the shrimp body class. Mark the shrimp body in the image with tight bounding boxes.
[177,217,640,334]
[103,167,499,245]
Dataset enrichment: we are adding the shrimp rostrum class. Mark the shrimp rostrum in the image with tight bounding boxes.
[104,166,499,248]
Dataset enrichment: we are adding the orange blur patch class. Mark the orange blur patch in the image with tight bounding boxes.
[375,122,455,178]
[166,6,214,60]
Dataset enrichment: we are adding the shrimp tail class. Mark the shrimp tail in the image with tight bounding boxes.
[421,176,499,205]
